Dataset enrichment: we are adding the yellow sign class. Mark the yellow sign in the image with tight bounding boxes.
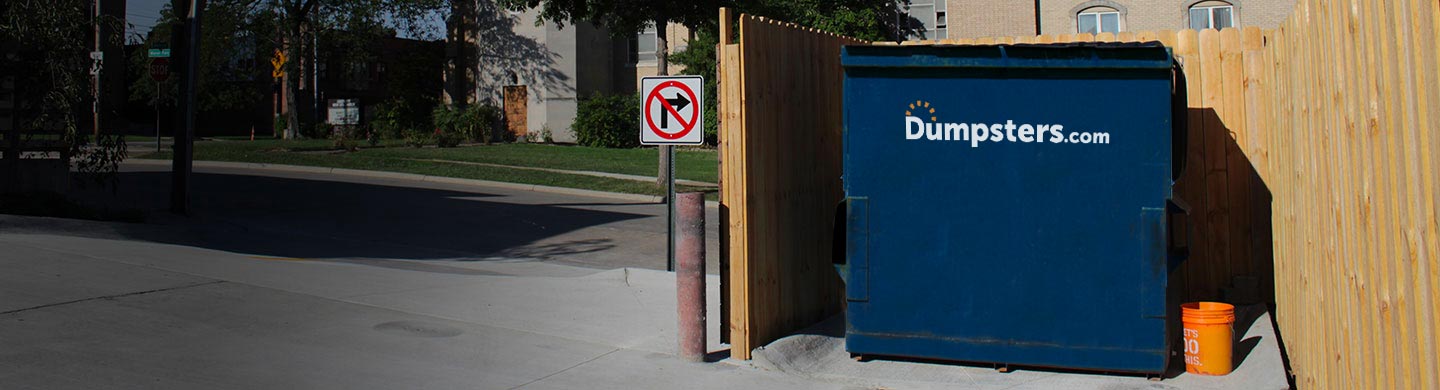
[271,49,287,79]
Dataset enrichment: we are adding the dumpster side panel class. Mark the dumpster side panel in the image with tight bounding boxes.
[842,48,1175,373]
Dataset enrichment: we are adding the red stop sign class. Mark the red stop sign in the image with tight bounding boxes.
[149,58,170,82]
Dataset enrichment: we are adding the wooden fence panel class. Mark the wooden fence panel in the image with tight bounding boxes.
[719,11,861,360]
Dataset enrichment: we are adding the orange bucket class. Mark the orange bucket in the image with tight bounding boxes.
[1181,302,1235,375]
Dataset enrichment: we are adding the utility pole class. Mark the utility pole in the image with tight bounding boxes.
[92,0,102,139]
[170,0,205,215]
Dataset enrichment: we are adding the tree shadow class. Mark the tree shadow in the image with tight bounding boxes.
[52,170,647,264]
[469,1,574,106]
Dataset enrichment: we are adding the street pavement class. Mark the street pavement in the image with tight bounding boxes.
[1,163,1290,389]
[66,162,722,272]
[0,164,825,389]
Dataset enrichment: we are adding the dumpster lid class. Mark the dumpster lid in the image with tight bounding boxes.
[842,42,1173,70]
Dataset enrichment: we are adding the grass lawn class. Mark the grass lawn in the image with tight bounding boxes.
[131,139,719,198]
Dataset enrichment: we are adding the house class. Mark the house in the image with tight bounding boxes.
[901,0,1297,40]
[446,1,690,143]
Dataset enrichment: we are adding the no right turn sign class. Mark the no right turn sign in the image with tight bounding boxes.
[640,76,705,145]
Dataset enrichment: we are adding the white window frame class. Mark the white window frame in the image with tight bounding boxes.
[1190,4,1235,30]
[1077,8,1122,34]
[903,0,947,40]
[634,25,658,66]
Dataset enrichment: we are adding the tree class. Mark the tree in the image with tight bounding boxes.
[264,0,445,139]
[130,1,276,121]
[494,0,720,186]
[1,0,127,192]
[667,0,908,146]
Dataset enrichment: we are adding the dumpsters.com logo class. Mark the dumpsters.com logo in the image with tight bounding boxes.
[903,100,1112,147]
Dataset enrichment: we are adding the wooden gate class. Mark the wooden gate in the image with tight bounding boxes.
[503,86,527,139]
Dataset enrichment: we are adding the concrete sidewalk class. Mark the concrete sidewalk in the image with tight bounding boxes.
[752,309,1291,390]
[0,231,831,389]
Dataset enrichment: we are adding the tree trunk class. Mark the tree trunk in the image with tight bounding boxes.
[283,24,302,139]
[655,19,670,188]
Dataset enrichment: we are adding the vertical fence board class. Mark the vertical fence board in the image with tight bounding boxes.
[1408,1,1440,386]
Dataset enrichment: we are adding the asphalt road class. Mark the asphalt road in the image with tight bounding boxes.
[61,163,723,273]
[0,164,829,390]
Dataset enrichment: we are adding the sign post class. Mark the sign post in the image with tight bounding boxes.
[639,76,705,272]
[149,44,171,154]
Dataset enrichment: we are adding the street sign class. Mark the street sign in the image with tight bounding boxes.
[327,99,360,125]
[640,76,704,145]
[148,49,171,58]
[271,49,287,79]
[149,58,170,82]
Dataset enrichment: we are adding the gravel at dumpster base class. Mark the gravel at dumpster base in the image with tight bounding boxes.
[751,304,1290,390]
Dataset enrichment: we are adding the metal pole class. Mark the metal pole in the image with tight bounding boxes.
[155,82,161,153]
[667,145,676,271]
[170,0,204,215]
[675,191,706,362]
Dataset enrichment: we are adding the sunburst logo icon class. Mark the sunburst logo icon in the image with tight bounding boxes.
[906,100,938,122]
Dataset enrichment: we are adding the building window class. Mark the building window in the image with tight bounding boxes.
[635,25,657,65]
[903,0,946,40]
[1077,7,1122,34]
[1189,1,1235,30]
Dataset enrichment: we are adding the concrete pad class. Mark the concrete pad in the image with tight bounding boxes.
[0,244,213,313]
[515,348,841,390]
[346,268,726,356]
[753,305,1290,390]
[0,231,788,390]
[0,281,616,390]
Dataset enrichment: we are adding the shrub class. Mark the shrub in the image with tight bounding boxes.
[574,93,640,148]
[432,104,502,144]
[468,105,503,143]
[402,129,428,148]
[330,125,366,151]
[305,122,332,139]
[373,98,435,140]
[435,127,463,148]
[272,115,287,139]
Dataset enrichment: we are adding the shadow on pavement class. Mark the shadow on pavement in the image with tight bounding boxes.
[46,170,649,262]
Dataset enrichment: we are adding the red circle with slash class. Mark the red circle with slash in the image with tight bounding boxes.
[644,81,699,140]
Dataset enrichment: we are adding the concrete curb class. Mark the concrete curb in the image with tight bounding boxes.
[124,158,722,208]
[401,158,720,188]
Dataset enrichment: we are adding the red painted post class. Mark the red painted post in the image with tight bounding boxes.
[676,191,706,362]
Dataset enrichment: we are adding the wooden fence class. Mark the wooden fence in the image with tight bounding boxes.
[717,9,864,360]
[718,0,1439,386]
[1258,0,1438,388]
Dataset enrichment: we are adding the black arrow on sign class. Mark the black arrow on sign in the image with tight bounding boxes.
[660,93,691,128]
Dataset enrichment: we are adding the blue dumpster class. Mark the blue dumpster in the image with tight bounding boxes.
[837,43,1188,374]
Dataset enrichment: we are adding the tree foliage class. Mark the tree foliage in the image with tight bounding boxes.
[573,93,640,149]
[266,0,447,138]
[130,0,277,114]
[1,0,128,188]
[494,0,720,36]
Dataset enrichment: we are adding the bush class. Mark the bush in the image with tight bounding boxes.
[433,104,502,144]
[330,125,366,151]
[272,115,287,139]
[574,93,640,148]
[373,98,435,140]
[305,122,332,139]
[402,129,428,148]
[435,127,463,148]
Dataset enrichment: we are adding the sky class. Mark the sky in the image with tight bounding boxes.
[126,0,168,41]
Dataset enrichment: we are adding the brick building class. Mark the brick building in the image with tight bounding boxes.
[903,0,1296,40]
